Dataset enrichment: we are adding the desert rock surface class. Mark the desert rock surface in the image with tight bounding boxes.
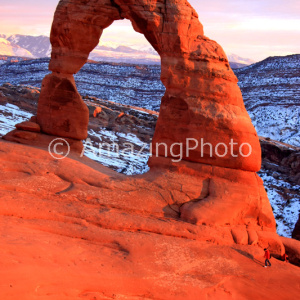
[0,140,300,299]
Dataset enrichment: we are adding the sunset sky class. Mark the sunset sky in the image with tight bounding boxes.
[0,0,299,61]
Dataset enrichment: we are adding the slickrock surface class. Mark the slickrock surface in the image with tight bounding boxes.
[15,121,41,132]
[0,140,300,300]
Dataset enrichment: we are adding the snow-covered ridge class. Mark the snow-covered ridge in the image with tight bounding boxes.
[0,58,165,111]
[235,54,300,147]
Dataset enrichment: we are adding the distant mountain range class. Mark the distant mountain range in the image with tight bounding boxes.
[0,34,254,67]
[7,35,51,58]
[227,54,255,66]
[0,37,34,58]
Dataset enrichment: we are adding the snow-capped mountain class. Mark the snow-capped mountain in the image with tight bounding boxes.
[228,53,255,65]
[0,38,34,58]
[99,41,158,56]
[0,34,254,66]
[0,34,160,64]
[227,54,256,69]
[90,43,160,64]
[7,35,51,58]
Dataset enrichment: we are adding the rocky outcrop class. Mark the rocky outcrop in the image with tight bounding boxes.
[260,137,300,185]
[2,83,299,237]
[1,140,300,299]
[15,120,41,132]
[37,73,89,140]
[280,237,300,266]
[148,156,276,231]
[259,137,300,237]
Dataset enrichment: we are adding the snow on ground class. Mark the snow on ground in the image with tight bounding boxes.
[83,129,150,175]
[249,105,299,146]
[259,170,300,237]
[0,103,33,137]
[235,54,300,147]
[1,55,299,146]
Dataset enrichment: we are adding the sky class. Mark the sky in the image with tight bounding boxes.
[0,0,299,61]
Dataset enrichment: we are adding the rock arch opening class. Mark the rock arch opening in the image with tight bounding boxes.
[75,19,164,111]
[90,19,161,65]
[71,19,165,175]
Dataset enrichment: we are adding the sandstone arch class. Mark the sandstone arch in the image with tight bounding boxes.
[37,0,261,172]
[2,0,283,256]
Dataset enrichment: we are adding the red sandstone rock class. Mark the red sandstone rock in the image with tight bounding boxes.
[38,0,260,172]
[257,231,285,257]
[16,121,41,132]
[280,236,300,266]
[117,112,125,119]
[0,140,299,299]
[31,0,267,235]
[148,156,275,230]
[37,73,89,140]
[2,1,284,295]
[13,130,38,140]
[0,90,7,104]
[231,227,249,245]
[4,0,275,240]
[247,229,259,245]
[30,115,38,123]
[3,130,83,154]
[93,106,102,118]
